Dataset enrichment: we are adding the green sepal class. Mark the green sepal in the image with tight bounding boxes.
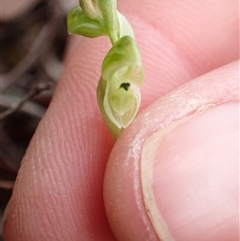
[67,6,106,38]
[97,77,122,139]
[79,0,120,44]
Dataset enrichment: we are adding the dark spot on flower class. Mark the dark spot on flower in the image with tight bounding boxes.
[120,82,130,91]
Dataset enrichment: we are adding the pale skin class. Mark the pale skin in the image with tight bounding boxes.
[3,0,239,240]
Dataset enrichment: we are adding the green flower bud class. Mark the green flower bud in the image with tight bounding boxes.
[67,6,106,38]
[79,0,120,43]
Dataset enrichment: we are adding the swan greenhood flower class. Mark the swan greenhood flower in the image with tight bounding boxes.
[97,36,143,137]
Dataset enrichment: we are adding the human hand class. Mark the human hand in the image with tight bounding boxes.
[2,0,239,240]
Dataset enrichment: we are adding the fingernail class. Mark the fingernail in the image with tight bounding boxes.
[141,103,238,241]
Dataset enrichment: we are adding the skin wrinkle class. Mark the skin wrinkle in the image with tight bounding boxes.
[146,1,236,52]
[51,64,115,240]
[53,63,107,175]
[51,120,95,238]
[64,39,109,84]
[57,71,96,118]
[67,66,97,98]
[120,0,238,74]
[17,100,86,240]
[32,135,67,239]
[38,124,103,239]
[43,120,70,183]
[132,16,195,76]
[129,17,195,102]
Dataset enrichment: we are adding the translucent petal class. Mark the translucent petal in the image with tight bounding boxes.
[110,88,133,115]
[103,81,141,129]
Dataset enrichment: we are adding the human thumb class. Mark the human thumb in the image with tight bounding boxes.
[103,61,239,241]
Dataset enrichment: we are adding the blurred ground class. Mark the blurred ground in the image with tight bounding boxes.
[0,0,78,238]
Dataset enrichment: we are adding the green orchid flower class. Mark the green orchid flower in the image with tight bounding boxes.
[67,0,144,138]
[97,35,143,137]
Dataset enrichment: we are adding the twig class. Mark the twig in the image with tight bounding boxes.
[0,82,52,121]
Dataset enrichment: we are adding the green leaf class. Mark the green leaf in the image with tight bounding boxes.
[67,6,106,38]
